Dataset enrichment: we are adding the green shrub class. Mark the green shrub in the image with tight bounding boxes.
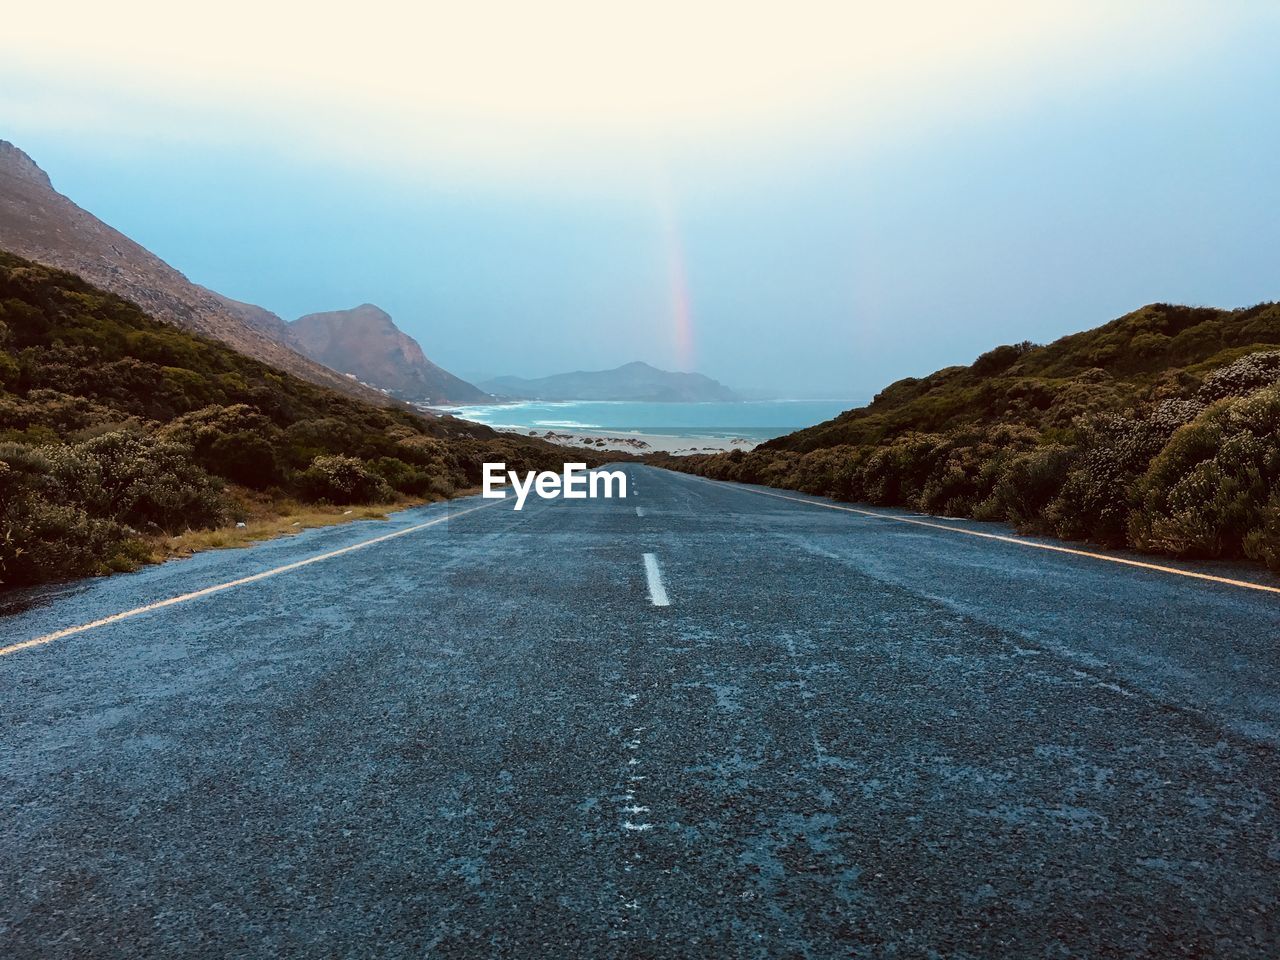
[858,433,943,507]
[161,404,284,488]
[0,499,125,586]
[918,428,1037,517]
[978,444,1074,527]
[207,431,282,488]
[1130,386,1280,558]
[0,349,18,390]
[427,476,456,499]
[792,446,861,499]
[47,432,227,532]
[1049,414,1173,545]
[104,538,156,573]
[369,456,438,496]
[919,444,984,516]
[0,440,54,476]
[1130,332,1172,359]
[1197,350,1280,402]
[972,341,1036,376]
[297,454,392,505]
[1243,494,1280,571]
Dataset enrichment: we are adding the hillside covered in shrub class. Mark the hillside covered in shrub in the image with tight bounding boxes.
[0,252,593,588]
[655,302,1280,571]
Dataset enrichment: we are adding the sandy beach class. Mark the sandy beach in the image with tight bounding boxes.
[517,428,757,455]
[424,399,860,456]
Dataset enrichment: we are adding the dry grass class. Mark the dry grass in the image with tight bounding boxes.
[145,490,433,565]
[99,484,486,576]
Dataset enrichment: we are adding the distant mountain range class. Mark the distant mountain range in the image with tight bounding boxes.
[481,361,738,402]
[0,140,484,405]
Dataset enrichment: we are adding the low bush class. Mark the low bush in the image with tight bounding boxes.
[0,500,126,585]
[297,454,393,505]
[1047,411,1186,546]
[1130,386,1280,558]
[1243,494,1280,571]
[972,341,1036,376]
[1197,350,1280,402]
[977,444,1074,527]
[859,433,944,506]
[47,431,226,532]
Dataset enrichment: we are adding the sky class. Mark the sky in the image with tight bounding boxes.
[2,1,1278,397]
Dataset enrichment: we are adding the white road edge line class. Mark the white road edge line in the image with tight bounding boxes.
[642,553,670,607]
[0,498,506,658]
[686,474,1280,597]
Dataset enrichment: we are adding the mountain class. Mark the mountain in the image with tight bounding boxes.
[481,361,738,402]
[655,302,1280,570]
[0,139,390,406]
[288,305,488,403]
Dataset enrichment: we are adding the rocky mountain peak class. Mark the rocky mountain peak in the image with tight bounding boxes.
[0,140,53,189]
[288,305,488,403]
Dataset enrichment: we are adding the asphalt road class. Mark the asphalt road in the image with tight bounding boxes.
[3,464,1280,958]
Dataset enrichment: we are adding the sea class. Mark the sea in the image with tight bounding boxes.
[425,399,860,446]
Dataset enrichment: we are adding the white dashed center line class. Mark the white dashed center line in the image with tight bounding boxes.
[619,713,654,833]
[642,553,670,607]
[635,506,646,517]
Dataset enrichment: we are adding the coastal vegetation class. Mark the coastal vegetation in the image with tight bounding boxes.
[654,302,1280,571]
[0,252,591,588]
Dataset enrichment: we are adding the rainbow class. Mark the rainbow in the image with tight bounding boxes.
[654,176,696,371]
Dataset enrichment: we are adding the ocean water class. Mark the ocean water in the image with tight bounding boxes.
[427,399,860,443]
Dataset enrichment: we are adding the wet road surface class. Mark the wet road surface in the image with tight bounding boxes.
[3,465,1279,957]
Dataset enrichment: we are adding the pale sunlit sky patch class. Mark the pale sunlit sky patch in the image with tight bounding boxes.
[2,1,1277,394]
